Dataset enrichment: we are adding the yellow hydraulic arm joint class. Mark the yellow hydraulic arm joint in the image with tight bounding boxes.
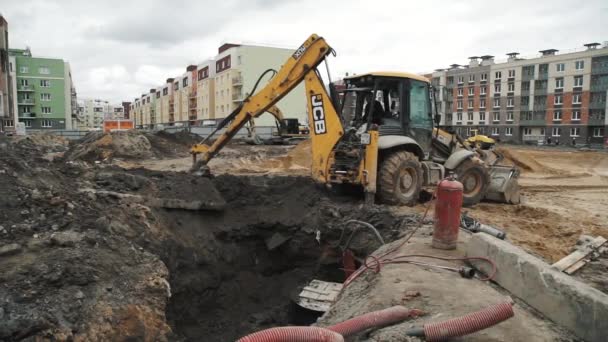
[191,34,333,170]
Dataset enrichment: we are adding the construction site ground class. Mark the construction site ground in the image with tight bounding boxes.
[0,131,605,341]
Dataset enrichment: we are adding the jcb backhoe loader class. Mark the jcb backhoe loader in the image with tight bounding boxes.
[191,34,519,206]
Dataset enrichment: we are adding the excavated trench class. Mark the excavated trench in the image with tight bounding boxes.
[143,174,408,341]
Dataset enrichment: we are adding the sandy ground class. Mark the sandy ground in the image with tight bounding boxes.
[118,140,608,263]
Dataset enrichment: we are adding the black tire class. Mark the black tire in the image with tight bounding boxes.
[378,151,423,206]
[453,158,490,207]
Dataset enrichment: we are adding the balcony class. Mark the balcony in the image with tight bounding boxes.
[590,83,608,92]
[169,105,175,114]
[537,72,548,80]
[18,84,35,92]
[189,90,197,99]
[534,88,547,95]
[232,92,244,102]
[589,114,605,125]
[532,103,546,111]
[232,76,243,85]
[19,112,36,118]
[592,64,608,74]
[589,102,607,110]
[520,115,546,125]
[522,73,534,81]
[18,99,35,105]
[521,89,530,96]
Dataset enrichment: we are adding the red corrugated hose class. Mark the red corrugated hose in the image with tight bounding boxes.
[410,301,515,341]
[236,326,344,342]
[328,305,423,337]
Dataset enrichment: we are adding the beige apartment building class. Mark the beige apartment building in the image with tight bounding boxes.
[130,42,306,129]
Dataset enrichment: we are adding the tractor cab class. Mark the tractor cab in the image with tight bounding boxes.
[339,72,436,159]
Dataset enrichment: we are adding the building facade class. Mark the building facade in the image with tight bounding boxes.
[77,98,124,130]
[432,43,608,145]
[0,15,12,130]
[7,48,76,130]
[130,42,306,129]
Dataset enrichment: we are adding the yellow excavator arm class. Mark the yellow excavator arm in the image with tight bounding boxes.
[191,34,334,169]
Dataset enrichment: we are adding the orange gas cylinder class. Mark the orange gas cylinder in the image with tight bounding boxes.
[432,174,464,250]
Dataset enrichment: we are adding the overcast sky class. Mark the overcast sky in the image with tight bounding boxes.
[2,0,607,104]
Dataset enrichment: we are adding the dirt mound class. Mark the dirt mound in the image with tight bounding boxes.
[497,147,551,173]
[64,131,194,162]
[153,130,199,146]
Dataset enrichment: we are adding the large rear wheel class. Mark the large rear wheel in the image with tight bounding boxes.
[453,158,490,207]
[378,151,422,206]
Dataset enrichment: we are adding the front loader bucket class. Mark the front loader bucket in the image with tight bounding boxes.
[484,165,520,204]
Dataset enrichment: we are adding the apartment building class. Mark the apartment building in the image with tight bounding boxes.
[7,48,77,131]
[130,42,306,129]
[0,15,11,130]
[77,99,125,130]
[432,42,608,145]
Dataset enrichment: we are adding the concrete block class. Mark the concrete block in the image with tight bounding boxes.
[466,233,608,342]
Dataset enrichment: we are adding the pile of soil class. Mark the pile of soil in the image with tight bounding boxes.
[64,131,195,162]
[0,136,414,341]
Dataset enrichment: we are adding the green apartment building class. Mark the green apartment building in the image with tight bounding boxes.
[9,48,75,130]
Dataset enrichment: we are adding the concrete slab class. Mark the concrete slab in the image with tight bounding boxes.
[319,235,573,341]
[466,233,608,342]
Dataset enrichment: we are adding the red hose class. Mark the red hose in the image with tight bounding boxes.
[328,305,422,337]
[423,301,514,341]
[236,327,344,342]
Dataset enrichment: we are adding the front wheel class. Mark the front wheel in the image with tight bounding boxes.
[452,158,490,207]
[378,151,423,206]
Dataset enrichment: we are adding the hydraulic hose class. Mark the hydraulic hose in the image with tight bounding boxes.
[327,305,422,337]
[236,326,344,342]
[406,301,514,341]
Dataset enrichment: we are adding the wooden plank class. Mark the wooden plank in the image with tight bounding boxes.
[564,259,588,275]
[552,236,607,272]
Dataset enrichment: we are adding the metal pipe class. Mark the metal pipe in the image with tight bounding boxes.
[343,220,385,248]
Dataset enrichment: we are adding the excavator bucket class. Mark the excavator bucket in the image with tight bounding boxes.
[480,150,521,204]
[484,165,520,204]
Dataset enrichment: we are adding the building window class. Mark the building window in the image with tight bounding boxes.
[491,127,499,136]
[23,120,32,128]
[573,94,582,104]
[574,76,583,87]
[593,128,604,137]
[523,128,532,136]
[20,79,29,86]
[494,84,501,93]
[575,60,584,70]
[457,112,463,121]
[458,76,464,84]
[457,100,463,109]
[493,98,500,108]
[174,82,179,90]
[40,80,51,87]
[468,99,473,108]
[20,66,29,73]
[41,120,52,127]
[572,110,581,121]
[507,98,514,108]
[5,119,14,127]
[508,83,515,92]
[481,73,487,81]
[469,75,475,83]
[506,111,514,121]
[505,127,513,136]
[479,112,486,122]
[467,112,473,121]
[552,127,561,137]
[495,71,502,79]
[40,93,51,101]
[555,78,564,89]
[570,127,580,137]
[553,110,562,121]
[556,63,565,72]
[457,88,463,97]
[468,87,474,96]
[493,112,500,122]
[480,86,486,95]
[163,87,168,96]
[508,69,515,78]
[183,78,188,87]
[480,99,486,108]
[41,106,52,114]
[39,67,50,75]
[554,95,562,105]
